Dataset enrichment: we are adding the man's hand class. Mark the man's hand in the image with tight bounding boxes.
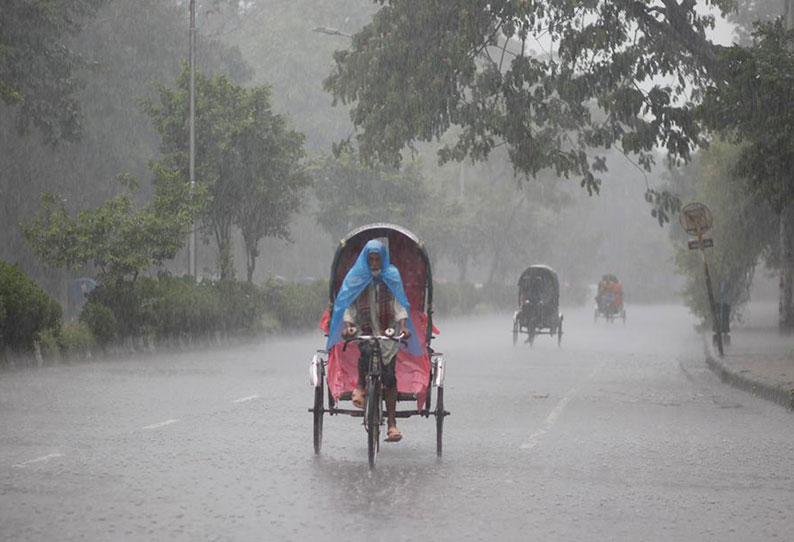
[398,321,411,340]
[342,324,357,339]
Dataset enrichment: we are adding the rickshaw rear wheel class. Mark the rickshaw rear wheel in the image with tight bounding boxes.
[435,387,444,458]
[313,375,324,455]
[366,382,381,469]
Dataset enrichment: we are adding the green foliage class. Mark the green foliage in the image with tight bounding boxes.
[313,150,430,240]
[227,0,376,152]
[59,321,95,359]
[0,261,62,351]
[700,20,794,213]
[37,328,61,361]
[671,141,776,326]
[0,0,251,301]
[143,64,309,281]
[79,301,117,347]
[323,0,736,220]
[0,0,106,144]
[79,275,325,344]
[138,276,220,338]
[261,278,328,331]
[216,280,269,334]
[726,0,781,45]
[21,172,200,287]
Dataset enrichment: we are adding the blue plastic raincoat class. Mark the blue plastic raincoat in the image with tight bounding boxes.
[326,240,423,355]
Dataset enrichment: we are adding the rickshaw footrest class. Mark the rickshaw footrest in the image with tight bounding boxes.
[329,408,364,417]
[393,410,422,418]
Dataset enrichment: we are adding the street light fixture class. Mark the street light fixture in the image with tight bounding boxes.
[313,26,352,37]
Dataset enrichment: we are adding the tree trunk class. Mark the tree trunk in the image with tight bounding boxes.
[214,219,234,281]
[779,206,794,333]
[780,1,794,333]
[245,239,257,283]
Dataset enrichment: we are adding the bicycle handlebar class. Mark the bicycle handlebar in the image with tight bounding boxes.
[351,333,406,342]
[341,327,407,351]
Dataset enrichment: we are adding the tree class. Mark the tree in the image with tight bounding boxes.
[0,0,251,298]
[670,140,776,327]
[230,100,311,282]
[144,66,308,281]
[695,12,794,330]
[700,20,794,214]
[313,150,430,241]
[726,0,781,45]
[21,173,199,288]
[323,0,737,222]
[0,261,62,352]
[0,0,106,145]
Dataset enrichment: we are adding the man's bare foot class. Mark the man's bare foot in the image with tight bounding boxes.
[351,386,366,409]
[386,426,402,442]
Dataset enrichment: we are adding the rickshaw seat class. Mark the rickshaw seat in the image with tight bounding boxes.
[325,309,432,409]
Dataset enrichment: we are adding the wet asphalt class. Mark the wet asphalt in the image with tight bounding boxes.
[1,305,792,542]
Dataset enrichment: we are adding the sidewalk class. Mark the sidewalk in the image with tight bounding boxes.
[705,302,794,411]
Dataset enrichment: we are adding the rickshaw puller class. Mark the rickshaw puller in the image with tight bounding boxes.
[335,243,414,442]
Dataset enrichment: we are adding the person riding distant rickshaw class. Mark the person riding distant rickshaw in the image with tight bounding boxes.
[595,273,626,323]
[513,265,563,347]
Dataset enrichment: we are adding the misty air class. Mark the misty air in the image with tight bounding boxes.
[1,1,792,541]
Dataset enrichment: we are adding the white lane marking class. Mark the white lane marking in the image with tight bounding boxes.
[13,453,64,468]
[142,419,180,430]
[232,394,260,404]
[521,363,603,451]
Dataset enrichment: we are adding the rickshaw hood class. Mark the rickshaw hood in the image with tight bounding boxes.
[326,239,422,355]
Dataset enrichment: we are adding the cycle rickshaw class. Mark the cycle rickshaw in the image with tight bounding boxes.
[310,223,448,468]
[594,273,626,323]
[512,265,563,347]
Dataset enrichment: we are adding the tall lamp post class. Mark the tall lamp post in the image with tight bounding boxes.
[188,0,197,279]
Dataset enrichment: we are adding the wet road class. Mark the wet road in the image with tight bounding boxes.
[1,305,792,541]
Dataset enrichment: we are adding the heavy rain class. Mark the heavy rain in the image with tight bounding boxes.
[0,1,792,541]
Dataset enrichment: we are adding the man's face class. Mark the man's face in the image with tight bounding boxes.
[368,252,382,277]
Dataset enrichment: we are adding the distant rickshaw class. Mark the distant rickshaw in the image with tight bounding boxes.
[594,273,626,323]
[512,265,563,347]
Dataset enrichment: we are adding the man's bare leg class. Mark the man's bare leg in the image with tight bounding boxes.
[384,387,402,441]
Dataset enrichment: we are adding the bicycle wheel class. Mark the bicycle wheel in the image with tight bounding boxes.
[366,382,381,469]
[313,374,324,455]
[435,386,444,458]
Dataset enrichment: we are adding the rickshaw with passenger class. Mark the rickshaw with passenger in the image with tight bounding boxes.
[512,265,563,347]
[594,273,626,323]
[310,223,448,468]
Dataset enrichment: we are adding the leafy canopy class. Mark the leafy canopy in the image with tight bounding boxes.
[144,64,309,281]
[324,0,737,223]
[22,172,200,286]
[700,20,794,213]
[671,140,776,326]
[0,0,106,144]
